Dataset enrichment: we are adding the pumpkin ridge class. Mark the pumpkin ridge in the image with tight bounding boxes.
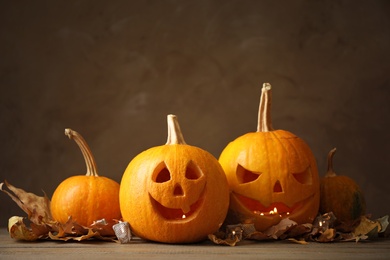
[274,130,313,177]
[261,133,272,199]
[271,130,296,170]
[269,129,288,160]
[87,177,94,225]
[351,191,362,220]
[268,130,289,194]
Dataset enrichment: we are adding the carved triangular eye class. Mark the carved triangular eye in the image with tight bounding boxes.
[293,167,312,184]
[185,160,202,180]
[236,164,261,184]
[153,162,171,183]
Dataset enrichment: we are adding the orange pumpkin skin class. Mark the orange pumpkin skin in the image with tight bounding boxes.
[320,176,365,222]
[120,115,230,243]
[219,84,320,232]
[50,129,121,227]
[319,148,366,223]
[219,130,320,231]
[51,176,121,226]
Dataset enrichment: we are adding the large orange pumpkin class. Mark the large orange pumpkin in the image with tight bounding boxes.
[51,129,121,227]
[120,115,230,243]
[219,83,320,232]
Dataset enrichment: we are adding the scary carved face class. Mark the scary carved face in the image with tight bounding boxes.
[219,130,320,231]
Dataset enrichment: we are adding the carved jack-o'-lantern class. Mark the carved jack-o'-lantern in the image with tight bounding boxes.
[120,115,229,243]
[219,83,320,232]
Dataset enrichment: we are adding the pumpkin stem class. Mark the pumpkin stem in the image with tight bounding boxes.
[65,128,99,177]
[325,147,337,177]
[166,114,187,145]
[257,83,274,132]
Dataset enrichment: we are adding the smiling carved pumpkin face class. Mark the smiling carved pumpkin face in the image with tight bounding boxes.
[219,84,320,231]
[120,115,229,243]
[148,157,206,221]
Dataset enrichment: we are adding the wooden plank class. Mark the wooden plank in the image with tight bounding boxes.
[1,228,389,259]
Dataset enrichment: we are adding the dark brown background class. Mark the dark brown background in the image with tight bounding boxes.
[1,0,389,227]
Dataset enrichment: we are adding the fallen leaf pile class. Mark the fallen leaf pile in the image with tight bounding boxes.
[1,181,118,242]
[1,180,389,245]
[209,212,389,246]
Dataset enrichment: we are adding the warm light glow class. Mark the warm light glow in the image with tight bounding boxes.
[253,207,291,217]
[269,207,278,215]
[319,221,323,227]
[182,214,186,219]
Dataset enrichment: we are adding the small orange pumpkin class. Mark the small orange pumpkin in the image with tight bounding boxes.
[219,83,320,231]
[120,115,230,243]
[51,129,121,227]
[320,148,366,223]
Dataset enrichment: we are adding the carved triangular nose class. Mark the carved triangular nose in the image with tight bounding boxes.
[273,180,283,193]
[174,184,184,196]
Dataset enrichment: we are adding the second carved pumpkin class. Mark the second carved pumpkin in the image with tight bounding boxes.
[120,115,229,243]
[219,83,320,231]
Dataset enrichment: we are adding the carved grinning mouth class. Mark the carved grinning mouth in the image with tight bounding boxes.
[234,193,309,217]
[149,194,204,221]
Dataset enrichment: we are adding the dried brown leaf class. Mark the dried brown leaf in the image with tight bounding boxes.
[317,228,336,242]
[246,231,270,241]
[1,181,52,223]
[287,238,309,245]
[353,216,380,237]
[8,216,38,241]
[30,222,51,238]
[208,233,240,246]
[285,223,312,238]
[90,220,117,237]
[1,181,118,242]
[264,218,298,239]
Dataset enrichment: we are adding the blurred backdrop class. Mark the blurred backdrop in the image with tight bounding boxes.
[1,0,389,227]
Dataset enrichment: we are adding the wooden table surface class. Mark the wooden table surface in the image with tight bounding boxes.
[1,228,390,259]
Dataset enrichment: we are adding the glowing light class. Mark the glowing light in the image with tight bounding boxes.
[253,207,291,217]
[269,207,278,215]
[182,214,186,219]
